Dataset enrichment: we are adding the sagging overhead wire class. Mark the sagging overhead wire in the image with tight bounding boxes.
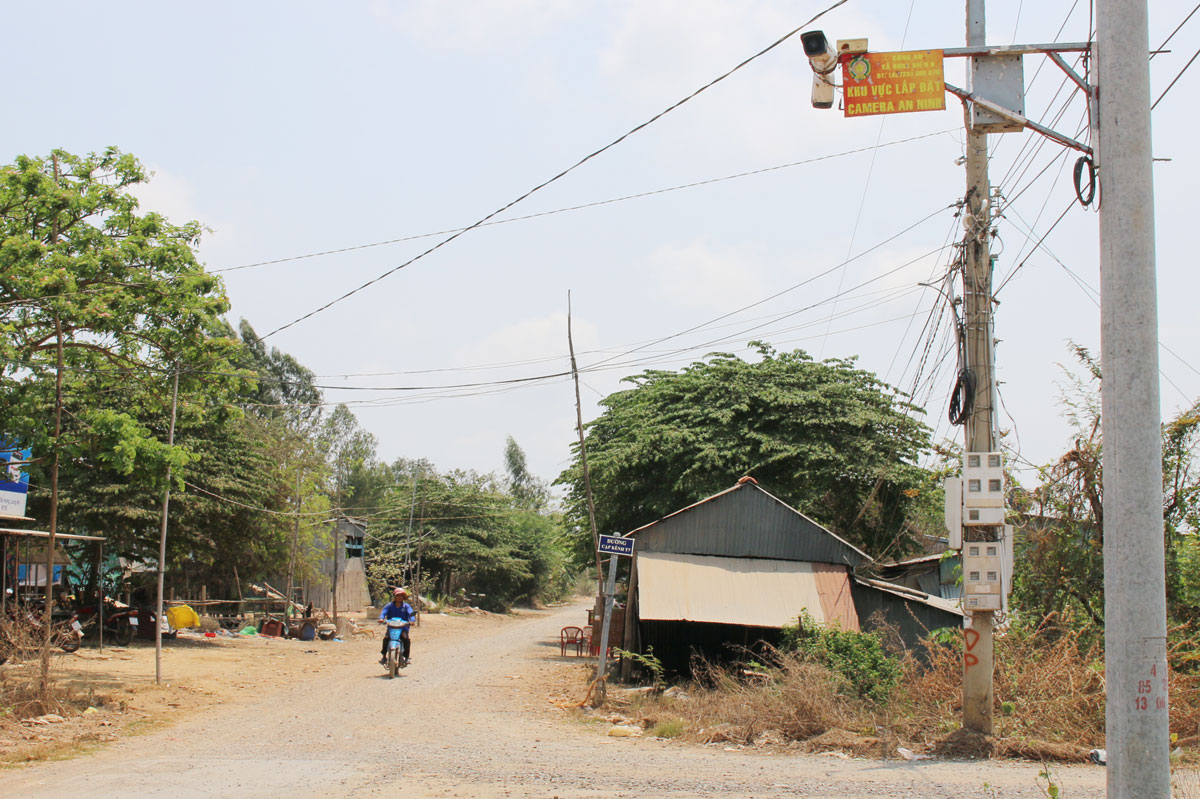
[216,130,953,275]
[584,203,955,373]
[258,0,851,340]
[4,201,951,400]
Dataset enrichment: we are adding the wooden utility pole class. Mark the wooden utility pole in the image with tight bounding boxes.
[961,0,997,735]
[284,470,301,623]
[155,365,180,685]
[566,292,603,588]
[331,516,340,624]
[39,312,64,706]
[39,155,63,707]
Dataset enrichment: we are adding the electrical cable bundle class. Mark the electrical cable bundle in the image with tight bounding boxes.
[948,317,975,426]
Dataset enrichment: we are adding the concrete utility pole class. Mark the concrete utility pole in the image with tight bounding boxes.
[1097,0,1169,794]
[960,0,997,735]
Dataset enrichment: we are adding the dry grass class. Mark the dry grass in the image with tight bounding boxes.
[615,617,1200,762]
[0,616,86,724]
[624,653,875,749]
[886,622,1105,751]
[1176,769,1200,799]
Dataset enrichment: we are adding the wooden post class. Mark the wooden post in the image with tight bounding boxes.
[620,556,639,682]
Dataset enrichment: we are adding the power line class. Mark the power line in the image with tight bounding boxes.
[215,130,953,275]
[816,0,917,358]
[1152,1,1200,60]
[258,1,851,340]
[584,204,954,372]
[1153,45,1200,110]
[993,198,1075,296]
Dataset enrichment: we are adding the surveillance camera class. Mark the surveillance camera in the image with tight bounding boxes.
[801,31,833,63]
[800,30,838,109]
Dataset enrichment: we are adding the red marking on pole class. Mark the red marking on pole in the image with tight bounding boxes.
[963,628,980,669]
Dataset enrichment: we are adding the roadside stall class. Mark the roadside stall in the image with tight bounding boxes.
[1,528,107,652]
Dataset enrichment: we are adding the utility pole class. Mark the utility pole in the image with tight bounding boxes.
[284,470,301,624]
[1097,0,1169,793]
[155,365,180,685]
[959,0,998,735]
[566,292,604,590]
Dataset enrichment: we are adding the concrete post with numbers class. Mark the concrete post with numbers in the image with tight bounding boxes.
[1097,0,1170,795]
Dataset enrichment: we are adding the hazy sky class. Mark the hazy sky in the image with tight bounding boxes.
[6,2,1196,492]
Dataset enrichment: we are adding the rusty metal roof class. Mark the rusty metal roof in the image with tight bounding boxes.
[0,527,105,542]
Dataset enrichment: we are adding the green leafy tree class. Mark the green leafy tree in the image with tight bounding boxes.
[556,344,934,561]
[366,455,571,611]
[504,435,549,511]
[1014,345,1200,630]
[321,404,378,513]
[0,147,237,699]
[236,319,323,432]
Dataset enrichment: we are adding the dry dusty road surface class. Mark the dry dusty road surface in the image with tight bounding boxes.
[2,600,1106,798]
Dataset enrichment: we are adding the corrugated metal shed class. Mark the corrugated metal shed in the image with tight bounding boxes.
[627,479,868,568]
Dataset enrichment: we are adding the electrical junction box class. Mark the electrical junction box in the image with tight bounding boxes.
[969,54,1025,133]
[1001,524,1014,603]
[963,452,1005,526]
[963,541,1002,592]
[963,540,1004,614]
[964,593,1001,611]
[944,476,963,549]
[836,38,869,57]
[965,505,1005,525]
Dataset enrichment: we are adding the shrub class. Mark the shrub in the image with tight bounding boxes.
[650,719,685,738]
[781,611,901,703]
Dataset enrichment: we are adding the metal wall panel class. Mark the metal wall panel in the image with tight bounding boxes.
[811,563,860,631]
[850,579,962,656]
[637,553,828,627]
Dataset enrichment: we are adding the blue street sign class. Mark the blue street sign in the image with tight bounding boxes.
[597,534,634,557]
[0,443,30,519]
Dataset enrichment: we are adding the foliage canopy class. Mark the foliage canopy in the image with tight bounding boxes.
[558,344,934,559]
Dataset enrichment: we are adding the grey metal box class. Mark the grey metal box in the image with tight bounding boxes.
[969,54,1025,133]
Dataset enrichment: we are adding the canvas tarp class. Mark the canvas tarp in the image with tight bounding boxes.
[636,552,859,630]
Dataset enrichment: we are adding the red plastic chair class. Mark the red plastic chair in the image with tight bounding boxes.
[560,626,586,656]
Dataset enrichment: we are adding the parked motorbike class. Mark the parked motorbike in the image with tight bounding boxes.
[382,618,409,678]
[73,601,138,646]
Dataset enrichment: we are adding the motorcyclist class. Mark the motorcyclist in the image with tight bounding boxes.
[378,587,416,666]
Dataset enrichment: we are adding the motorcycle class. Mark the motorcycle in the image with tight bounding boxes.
[73,601,138,646]
[381,618,410,678]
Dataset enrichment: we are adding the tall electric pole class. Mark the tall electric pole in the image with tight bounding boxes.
[961,0,997,735]
[1097,0,1169,794]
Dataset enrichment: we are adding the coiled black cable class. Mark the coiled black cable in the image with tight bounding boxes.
[1073,156,1096,207]
[949,367,976,426]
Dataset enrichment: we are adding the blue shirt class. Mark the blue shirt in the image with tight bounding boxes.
[380,601,416,622]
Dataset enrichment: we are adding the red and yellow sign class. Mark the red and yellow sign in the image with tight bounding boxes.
[841,49,945,118]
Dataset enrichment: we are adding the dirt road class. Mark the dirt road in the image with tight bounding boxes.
[1,600,1106,798]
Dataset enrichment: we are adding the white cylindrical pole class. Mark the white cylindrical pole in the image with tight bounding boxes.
[1097,0,1169,795]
